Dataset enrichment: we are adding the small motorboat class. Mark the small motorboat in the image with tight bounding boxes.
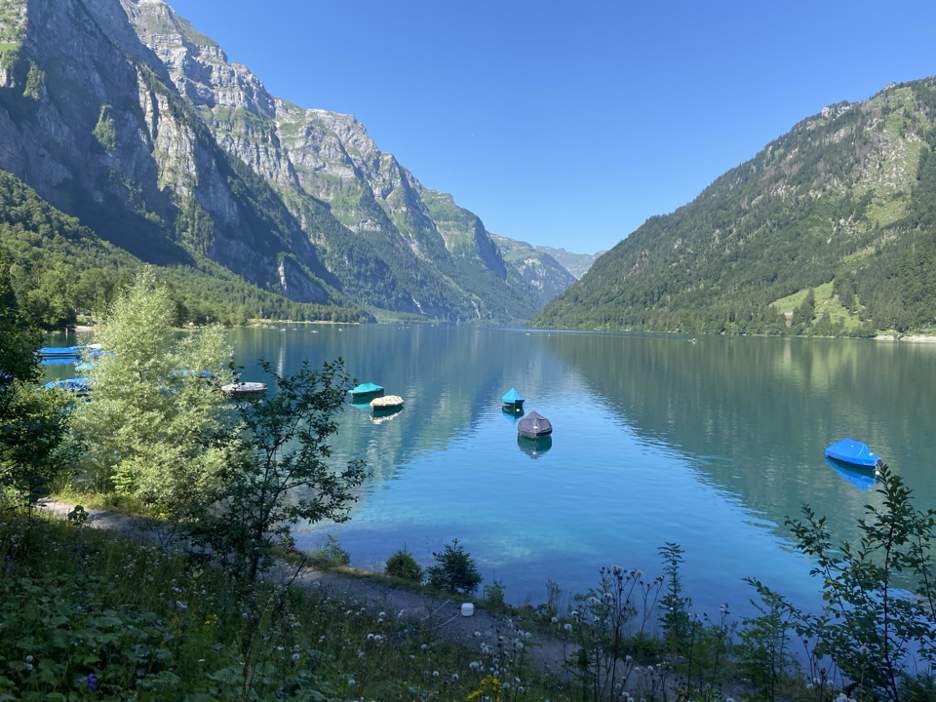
[42,377,92,396]
[349,382,384,398]
[370,395,404,414]
[221,381,267,396]
[37,346,88,358]
[502,388,525,413]
[825,438,882,468]
[518,410,552,439]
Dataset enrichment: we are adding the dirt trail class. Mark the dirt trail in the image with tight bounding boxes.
[38,500,577,677]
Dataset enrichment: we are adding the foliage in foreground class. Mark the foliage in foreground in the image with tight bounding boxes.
[0,513,561,702]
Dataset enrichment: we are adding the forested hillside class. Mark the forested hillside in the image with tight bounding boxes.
[0,170,369,328]
[532,79,936,335]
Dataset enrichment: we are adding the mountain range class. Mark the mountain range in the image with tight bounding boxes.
[533,79,936,335]
[0,0,595,326]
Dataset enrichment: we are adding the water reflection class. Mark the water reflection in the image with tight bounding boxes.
[826,458,877,491]
[517,434,552,459]
[41,327,936,612]
[370,407,403,424]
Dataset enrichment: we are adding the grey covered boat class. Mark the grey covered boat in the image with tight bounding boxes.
[517,410,552,438]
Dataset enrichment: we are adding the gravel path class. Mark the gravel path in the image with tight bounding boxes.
[38,500,577,678]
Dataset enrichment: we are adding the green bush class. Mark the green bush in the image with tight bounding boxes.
[318,533,350,567]
[384,544,422,582]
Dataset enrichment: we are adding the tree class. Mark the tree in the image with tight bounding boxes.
[0,258,69,507]
[785,465,936,701]
[192,358,368,582]
[69,268,235,514]
[426,539,482,594]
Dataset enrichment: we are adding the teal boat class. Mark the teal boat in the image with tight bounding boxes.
[502,388,525,413]
[349,382,384,398]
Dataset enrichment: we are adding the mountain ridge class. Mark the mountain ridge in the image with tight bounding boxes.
[0,0,560,324]
[532,77,936,335]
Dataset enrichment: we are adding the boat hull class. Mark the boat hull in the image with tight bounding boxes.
[824,438,882,468]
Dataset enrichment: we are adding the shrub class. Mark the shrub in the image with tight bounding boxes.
[483,579,507,612]
[426,539,482,595]
[384,544,422,582]
[318,533,350,567]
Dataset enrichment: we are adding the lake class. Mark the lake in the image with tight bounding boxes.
[44,326,936,617]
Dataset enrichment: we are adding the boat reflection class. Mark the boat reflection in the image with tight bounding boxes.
[517,434,552,459]
[825,457,876,491]
[371,406,403,424]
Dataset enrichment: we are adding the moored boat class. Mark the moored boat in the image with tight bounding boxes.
[350,382,384,398]
[37,346,88,357]
[825,438,882,468]
[42,377,92,396]
[518,410,552,438]
[370,395,404,412]
[221,381,267,396]
[502,388,525,413]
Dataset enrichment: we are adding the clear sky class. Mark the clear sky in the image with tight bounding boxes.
[166,0,936,255]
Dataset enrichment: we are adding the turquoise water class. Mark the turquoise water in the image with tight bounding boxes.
[45,327,936,615]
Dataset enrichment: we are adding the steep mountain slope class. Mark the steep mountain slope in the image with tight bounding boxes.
[0,167,364,327]
[534,246,604,280]
[0,0,539,323]
[490,233,577,306]
[532,79,936,335]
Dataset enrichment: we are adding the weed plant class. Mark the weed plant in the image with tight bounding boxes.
[0,511,566,701]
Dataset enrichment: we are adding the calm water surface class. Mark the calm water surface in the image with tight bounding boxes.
[46,327,936,615]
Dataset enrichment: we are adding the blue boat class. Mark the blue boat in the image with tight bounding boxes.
[825,438,882,468]
[349,382,383,398]
[41,356,80,365]
[502,387,525,412]
[42,377,92,396]
[38,346,88,357]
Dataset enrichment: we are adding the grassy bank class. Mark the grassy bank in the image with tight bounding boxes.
[0,511,569,701]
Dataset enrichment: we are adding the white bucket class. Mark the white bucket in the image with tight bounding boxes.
[461,602,474,617]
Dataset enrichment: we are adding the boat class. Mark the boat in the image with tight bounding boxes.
[42,377,92,396]
[502,388,525,413]
[517,410,552,438]
[370,395,404,414]
[221,381,267,396]
[349,382,384,398]
[37,346,88,357]
[41,356,80,365]
[825,438,882,468]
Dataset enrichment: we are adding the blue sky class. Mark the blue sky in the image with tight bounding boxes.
[167,0,936,254]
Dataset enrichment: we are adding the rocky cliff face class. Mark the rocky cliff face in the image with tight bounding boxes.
[490,233,577,306]
[534,246,605,280]
[0,0,540,322]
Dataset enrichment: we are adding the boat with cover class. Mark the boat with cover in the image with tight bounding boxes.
[517,410,552,438]
[502,388,525,412]
[350,382,384,398]
[37,346,88,357]
[825,438,882,468]
[42,377,92,396]
[221,381,267,396]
